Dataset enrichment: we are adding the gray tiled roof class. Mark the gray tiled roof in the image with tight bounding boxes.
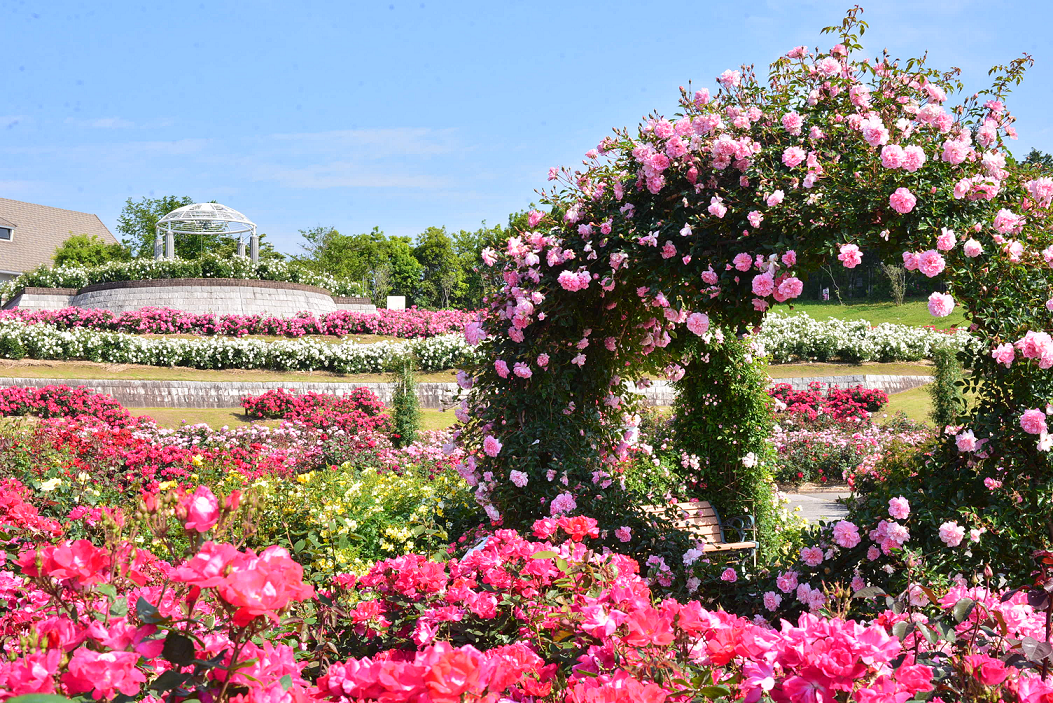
[0,197,117,274]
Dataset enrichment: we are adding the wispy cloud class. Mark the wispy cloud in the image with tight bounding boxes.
[64,116,136,128]
[268,127,459,157]
[249,161,448,189]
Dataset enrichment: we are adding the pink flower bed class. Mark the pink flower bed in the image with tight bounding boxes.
[0,384,133,427]
[0,306,478,339]
[770,381,889,421]
[241,387,391,435]
[0,494,1048,702]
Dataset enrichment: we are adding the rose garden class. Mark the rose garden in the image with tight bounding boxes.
[3,10,1053,702]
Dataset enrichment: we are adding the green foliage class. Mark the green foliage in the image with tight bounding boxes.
[390,359,421,448]
[117,195,194,257]
[227,463,478,582]
[670,337,782,557]
[297,226,423,306]
[929,346,966,428]
[413,226,462,309]
[1022,148,1053,173]
[2,253,365,299]
[53,234,130,267]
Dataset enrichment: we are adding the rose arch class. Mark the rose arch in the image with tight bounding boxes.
[454,11,1053,572]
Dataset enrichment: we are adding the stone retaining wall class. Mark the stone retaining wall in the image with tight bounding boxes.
[0,377,461,410]
[0,374,933,411]
[3,280,378,317]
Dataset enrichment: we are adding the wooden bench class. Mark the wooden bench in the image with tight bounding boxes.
[643,500,758,560]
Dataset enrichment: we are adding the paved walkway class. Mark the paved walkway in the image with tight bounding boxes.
[784,491,851,524]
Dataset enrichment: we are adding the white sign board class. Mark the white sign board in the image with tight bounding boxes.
[386,295,406,310]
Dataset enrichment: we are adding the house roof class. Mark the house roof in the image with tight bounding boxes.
[0,197,118,275]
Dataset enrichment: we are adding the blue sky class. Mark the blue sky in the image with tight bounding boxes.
[3,0,1052,255]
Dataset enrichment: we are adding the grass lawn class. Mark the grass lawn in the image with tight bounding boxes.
[775,299,968,329]
[131,406,458,431]
[767,361,931,379]
[882,384,934,423]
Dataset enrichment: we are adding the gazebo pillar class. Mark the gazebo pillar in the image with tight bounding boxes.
[250,233,259,262]
[237,240,246,257]
[154,231,164,260]
[165,230,175,260]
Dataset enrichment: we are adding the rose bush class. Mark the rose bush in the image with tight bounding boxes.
[0,319,475,373]
[450,10,1053,596]
[0,306,476,339]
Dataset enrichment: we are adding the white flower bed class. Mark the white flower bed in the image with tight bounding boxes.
[0,320,475,373]
[0,313,976,372]
[760,312,979,363]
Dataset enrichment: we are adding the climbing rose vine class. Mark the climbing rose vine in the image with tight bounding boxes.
[454,10,1053,558]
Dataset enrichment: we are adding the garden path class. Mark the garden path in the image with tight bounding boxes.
[784,491,850,524]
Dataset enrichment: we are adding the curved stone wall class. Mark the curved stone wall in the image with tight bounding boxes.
[3,279,378,317]
[69,278,341,317]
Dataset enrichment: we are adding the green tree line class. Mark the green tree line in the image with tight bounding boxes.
[53,196,526,310]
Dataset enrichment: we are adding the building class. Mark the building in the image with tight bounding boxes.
[0,197,118,283]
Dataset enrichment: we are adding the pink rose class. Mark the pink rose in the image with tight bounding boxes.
[686,312,710,336]
[778,277,804,299]
[889,187,917,214]
[955,430,978,453]
[766,190,785,207]
[838,243,862,269]
[527,210,544,228]
[733,253,753,271]
[936,228,956,251]
[832,520,861,549]
[483,435,503,457]
[782,146,806,168]
[782,111,803,135]
[494,360,510,378]
[536,353,549,367]
[888,497,910,520]
[615,526,632,542]
[901,145,927,172]
[720,567,738,582]
[781,250,797,266]
[751,273,775,297]
[903,251,920,271]
[917,250,946,278]
[939,521,965,547]
[513,362,532,379]
[182,486,220,533]
[991,343,1014,368]
[800,546,824,567]
[1020,408,1048,435]
[962,238,982,257]
[927,292,955,317]
[880,144,904,169]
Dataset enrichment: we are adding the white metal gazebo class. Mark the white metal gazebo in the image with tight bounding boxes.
[154,203,260,261]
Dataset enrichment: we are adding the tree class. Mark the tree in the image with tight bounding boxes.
[53,234,130,267]
[117,195,194,258]
[297,226,422,305]
[1023,148,1053,173]
[413,227,462,309]
[451,219,511,310]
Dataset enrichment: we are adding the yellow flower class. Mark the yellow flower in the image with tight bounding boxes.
[39,478,62,492]
[191,455,203,467]
[158,480,177,492]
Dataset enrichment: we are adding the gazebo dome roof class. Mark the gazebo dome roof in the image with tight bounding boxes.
[156,203,255,233]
